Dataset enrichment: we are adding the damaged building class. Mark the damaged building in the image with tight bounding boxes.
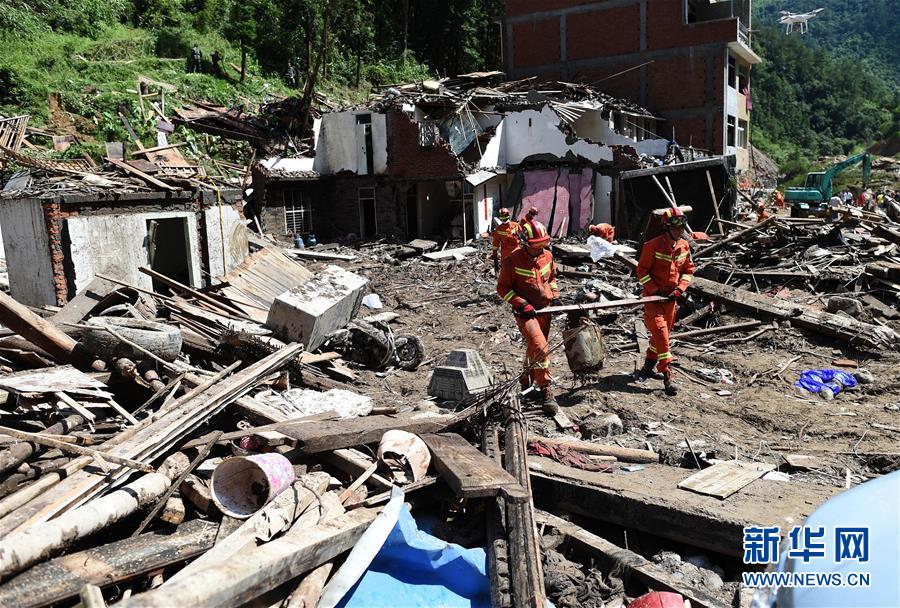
[250,74,709,243]
[0,182,246,307]
[501,0,761,172]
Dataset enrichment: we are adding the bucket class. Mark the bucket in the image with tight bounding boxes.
[563,318,606,373]
[210,453,295,518]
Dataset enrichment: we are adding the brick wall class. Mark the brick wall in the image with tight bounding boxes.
[647,55,708,110]
[387,111,462,180]
[512,18,561,68]
[566,5,639,60]
[646,2,736,50]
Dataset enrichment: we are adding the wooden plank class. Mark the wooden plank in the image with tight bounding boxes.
[138,266,246,318]
[105,157,175,191]
[689,275,896,348]
[0,520,217,608]
[422,433,528,502]
[535,510,729,608]
[678,461,775,499]
[131,142,187,156]
[119,508,378,608]
[285,249,357,262]
[0,425,155,473]
[693,216,776,259]
[423,246,477,261]
[275,412,456,453]
[529,434,657,463]
[56,391,97,422]
[529,458,837,557]
[705,170,724,235]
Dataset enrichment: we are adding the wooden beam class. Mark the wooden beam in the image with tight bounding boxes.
[528,434,658,463]
[0,520,216,608]
[705,170,724,235]
[422,433,528,502]
[529,458,837,557]
[535,511,729,608]
[0,414,83,475]
[131,142,188,156]
[689,275,895,348]
[0,425,154,473]
[138,266,247,318]
[693,216,776,259]
[503,394,545,608]
[106,157,176,191]
[0,291,92,368]
[670,320,762,341]
[119,508,379,608]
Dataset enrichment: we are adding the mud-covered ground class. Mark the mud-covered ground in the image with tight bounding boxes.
[321,238,900,489]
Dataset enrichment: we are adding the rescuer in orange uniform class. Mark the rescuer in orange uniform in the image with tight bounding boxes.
[588,223,615,242]
[635,207,695,396]
[491,207,521,272]
[519,205,539,226]
[497,220,561,414]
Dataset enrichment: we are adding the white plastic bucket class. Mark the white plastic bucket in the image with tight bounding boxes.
[210,453,295,518]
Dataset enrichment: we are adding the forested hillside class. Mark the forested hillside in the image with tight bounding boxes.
[753,0,899,88]
[0,0,896,172]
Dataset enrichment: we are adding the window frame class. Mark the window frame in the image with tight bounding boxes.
[283,189,312,235]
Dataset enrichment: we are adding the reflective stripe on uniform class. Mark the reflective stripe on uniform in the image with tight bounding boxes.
[540,263,552,277]
[514,268,536,278]
[657,352,672,360]
[503,290,517,302]
[532,360,550,369]
[549,282,558,290]
[654,252,673,261]
[648,345,657,353]
[639,275,652,284]
[682,274,693,283]
[676,252,688,262]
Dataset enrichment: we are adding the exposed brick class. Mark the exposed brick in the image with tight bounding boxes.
[566,6,639,60]
[573,64,640,102]
[646,1,736,50]
[512,18,561,68]
[647,55,707,110]
[387,111,462,180]
[667,117,707,152]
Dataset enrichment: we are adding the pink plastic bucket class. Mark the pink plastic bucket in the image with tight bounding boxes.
[210,453,295,518]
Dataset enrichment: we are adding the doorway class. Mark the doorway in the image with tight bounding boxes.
[146,217,191,291]
[358,187,377,238]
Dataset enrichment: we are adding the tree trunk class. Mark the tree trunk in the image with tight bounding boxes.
[240,41,247,82]
[402,0,410,61]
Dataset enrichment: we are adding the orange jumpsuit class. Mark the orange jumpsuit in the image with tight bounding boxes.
[588,223,615,242]
[491,220,521,260]
[636,234,694,373]
[757,207,770,222]
[497,247,559,388]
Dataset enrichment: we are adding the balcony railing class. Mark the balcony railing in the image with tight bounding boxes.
[738,20,751,46]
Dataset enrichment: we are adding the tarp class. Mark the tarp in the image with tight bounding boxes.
[338,506,491,608]
[519,168,593,236]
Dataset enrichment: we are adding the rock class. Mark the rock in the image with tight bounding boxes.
[581,413,623,438]
[853,369,875,384]
[826,296,864,317]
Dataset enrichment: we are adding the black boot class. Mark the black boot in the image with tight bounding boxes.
[539,386,559,415]
[635,357,660,381]
[663,370,677,396]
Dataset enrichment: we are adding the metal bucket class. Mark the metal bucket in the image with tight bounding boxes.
[210,453,295,518]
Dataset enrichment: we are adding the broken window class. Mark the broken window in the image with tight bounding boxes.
[356,114,374,175]
[727,115,736,147]
[737,119,748,148]
[727,55,737,89]
[418,121,439,148]
[284,189,312,234]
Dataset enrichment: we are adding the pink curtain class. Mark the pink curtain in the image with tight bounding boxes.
[521,169,570,236]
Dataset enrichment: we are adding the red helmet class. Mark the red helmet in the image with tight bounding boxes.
[525,206,539,219]
[498,207,510,220]
[521,219,550,246]
[662,207,687,227]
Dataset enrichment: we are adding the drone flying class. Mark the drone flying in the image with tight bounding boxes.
[778,8,825,34]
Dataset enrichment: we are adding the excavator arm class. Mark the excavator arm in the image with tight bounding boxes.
[820,152,872,199]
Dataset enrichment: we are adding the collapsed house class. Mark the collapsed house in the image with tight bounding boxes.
[251,74,726,243]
